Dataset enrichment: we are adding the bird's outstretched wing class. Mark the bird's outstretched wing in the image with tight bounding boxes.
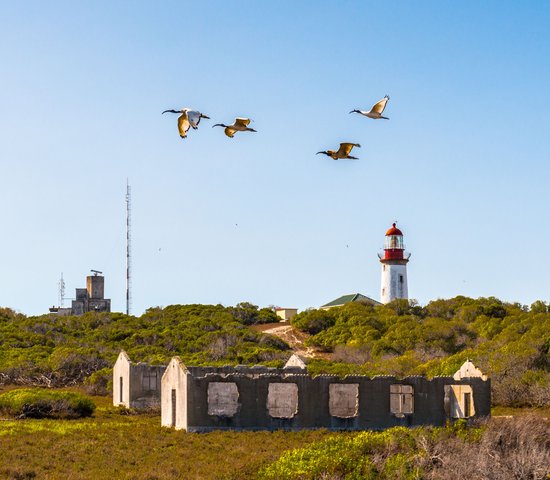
[371,96,389,114]
[338,143,360,156]
[225,127,236,138]
[234,118,251,127]
[187,111,203,128]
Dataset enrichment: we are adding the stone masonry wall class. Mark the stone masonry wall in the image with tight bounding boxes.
[174,366,490,432]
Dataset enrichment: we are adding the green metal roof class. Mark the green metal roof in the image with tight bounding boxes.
[321,293,381,308]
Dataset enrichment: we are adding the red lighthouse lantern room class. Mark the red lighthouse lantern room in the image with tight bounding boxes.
[383,223,405,260]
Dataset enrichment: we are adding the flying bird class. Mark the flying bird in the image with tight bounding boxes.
[212,118,256,137]
[162,108,210,138]
[350,95,390,119]
[316,143,361,160]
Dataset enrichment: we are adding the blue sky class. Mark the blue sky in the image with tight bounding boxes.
[1,2,549,315]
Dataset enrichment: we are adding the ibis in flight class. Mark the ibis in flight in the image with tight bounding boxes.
[162,108,210,138]
[212,118,256,137]
[350,95,390,120]
[316,143,361,160]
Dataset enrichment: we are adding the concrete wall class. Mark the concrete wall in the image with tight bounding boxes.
[161,357,188,429]
[113,351,131,407]
[87,275,104,299]
[113,351,165,408]
[162,364,490,432]
[380,262,408,304]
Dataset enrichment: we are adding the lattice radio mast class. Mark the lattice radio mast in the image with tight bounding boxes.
[126,180,132,315]
[58,272,66,307]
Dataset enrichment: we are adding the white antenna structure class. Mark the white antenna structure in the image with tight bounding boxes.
[126,180,132,315]
[58,273,66,307]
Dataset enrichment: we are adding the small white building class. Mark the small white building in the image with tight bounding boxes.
[283,353,307,369]
[275,308,298,322]
[113,351,166,408]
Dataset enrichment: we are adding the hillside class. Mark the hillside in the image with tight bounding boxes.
[291,297,550,407]
[0,296,549,407]
[0,303,290,389]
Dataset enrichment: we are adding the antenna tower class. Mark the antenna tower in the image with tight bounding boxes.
[58,273,66,307]
[126,180,132,315]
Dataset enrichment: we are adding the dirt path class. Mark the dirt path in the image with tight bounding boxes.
[255,322,330,359]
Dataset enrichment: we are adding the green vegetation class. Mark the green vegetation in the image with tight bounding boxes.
[1,296,549,408]
[0,393,547,479]
[0,388,95,419]
[0,303,287,389]
[259,416,549,479]
[0,393,333,480]
[293,297,550,407]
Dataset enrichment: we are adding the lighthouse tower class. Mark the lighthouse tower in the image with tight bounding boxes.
[378,223,411,304]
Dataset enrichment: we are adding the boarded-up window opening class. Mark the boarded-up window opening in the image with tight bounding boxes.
[119,377,123,403]
[171,389,176,427]
[329,384,359,418]
[267,383,299,418]
[207,382,239,417]
[390,384,414,416]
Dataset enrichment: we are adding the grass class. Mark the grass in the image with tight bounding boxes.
[1,388,548,479]
[0,392,334,480]
[491,405,550,417]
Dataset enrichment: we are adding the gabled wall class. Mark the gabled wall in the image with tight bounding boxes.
[161,357,188,430]
[113,351,131,407]
[112,351,165,408]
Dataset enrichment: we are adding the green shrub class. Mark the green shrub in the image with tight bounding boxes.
[0,388,95,419]
[84,367,112,396]
[291,309,337,334]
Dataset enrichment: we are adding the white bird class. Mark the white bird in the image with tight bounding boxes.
[350,95,390,119]
[316,143,361,160]
[212,118,256,137]
[162,108,210,138]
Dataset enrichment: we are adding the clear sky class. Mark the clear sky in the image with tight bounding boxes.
[1,1,549,315]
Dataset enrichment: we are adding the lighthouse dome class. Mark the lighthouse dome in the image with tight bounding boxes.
[385,223,403,236]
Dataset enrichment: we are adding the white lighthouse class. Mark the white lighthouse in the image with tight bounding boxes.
[378,223,410,304]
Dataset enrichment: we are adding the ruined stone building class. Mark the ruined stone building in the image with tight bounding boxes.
[113,351,166,408]
[159,356,490,432]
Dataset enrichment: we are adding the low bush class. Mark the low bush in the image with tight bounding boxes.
[84,367,112,396]
[258,416,550,480]
[0,388,95,419]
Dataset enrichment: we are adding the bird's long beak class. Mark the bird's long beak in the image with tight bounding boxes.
[316,151,324,155]
[201,114,210,119]
[212,124,223,128]
[349,110,357,114]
